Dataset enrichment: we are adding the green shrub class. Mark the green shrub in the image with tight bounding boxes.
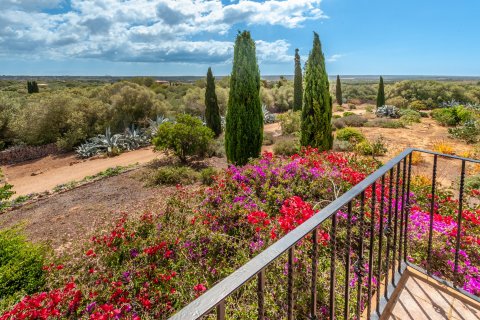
[333,114,342,119]
[449,120,480,144]
[0,169,14,211]
[432,106,473,126]
[365,105,374,113]
[273,139,300,156]
[343,111,355,117]
[365,118,405,128]
[200,167,218,186]
[465,174,480,191]
[0,227,45,309]
[399,109,422,125]
[355,137,387,158]
[333,115,368,129]
[149,166,199,186]
[336,128,366,144]
[277,110,301,135]
[409,100,429,110]
[153,114,214,163]
[332,139,354,152]
[348,104,357,110]
[419,111,429,118]
[263,132,274,146]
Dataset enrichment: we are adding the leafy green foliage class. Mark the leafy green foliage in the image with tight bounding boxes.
[364,118,405,128]
[0,227,45,309]
[154,114,214,163]
[333,115,368,129]
[300,32,333,150]
[26,81,39,94]
[432,105,474,126]
[278,110,301,135]
[205,68,222,137]
[376,76,385,108]
[200,167,218,186]
[225,31,264,165]
[336,127,366,145]
[336,75,343,105]
[0,170,14,211]
[449,120,480,144]
[273,139,300,156]
[149,166,199,186]
[399,109,422,125]
[293,49,303,111]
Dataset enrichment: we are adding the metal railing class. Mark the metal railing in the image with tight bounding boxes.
[170,148,480,319]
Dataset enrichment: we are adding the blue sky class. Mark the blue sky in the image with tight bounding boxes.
[0,0,479,76]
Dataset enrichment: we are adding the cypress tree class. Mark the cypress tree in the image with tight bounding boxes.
[205,67,222,137]
[27,81,32,94]
[225,31,263,165]
[336,75,342,105]
[293,48,303,111]
[376,76,385,107]
[300,32,333,150]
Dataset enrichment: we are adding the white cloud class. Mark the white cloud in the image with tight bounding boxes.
[327,54,345,62]
[0,0,326,64]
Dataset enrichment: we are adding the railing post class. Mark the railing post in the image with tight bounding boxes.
[258,270,265,320]
[403,152,412,261]
[427,154,438,273]
[376,175,385,314]
[398,157,407,272]
[217,301,226,320]
[356,192,366,319]
[287,247,294,320]
[392,163,401,285]
[344,202,353,320]
[384,168,394,298]
[367,182,377,317]
[311,229,318,319]
[329,213,337,320]
[453,160,466,283]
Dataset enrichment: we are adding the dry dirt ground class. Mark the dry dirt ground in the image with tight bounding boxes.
[2,147,162,196]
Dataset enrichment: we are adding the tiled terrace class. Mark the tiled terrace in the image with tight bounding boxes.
[382,268,480,320]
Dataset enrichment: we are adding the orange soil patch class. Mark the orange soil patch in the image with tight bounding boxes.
[2,147,162,197]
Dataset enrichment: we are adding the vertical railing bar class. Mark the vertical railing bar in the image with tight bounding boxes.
[217,301,226,320]
[344,201,353,320]
[391,162,401,285]
[376,175,385,314]
[288,247,294,320]
[367,182,377,317]
[427,154,438,273]
[398,157,407,272]
[356,192,366,319]
[258,270,265,320]
[453,160,466,283]
[404,152,413,261]
[329,212,337,320]
[384,168,394,298]
[311,228,318,319]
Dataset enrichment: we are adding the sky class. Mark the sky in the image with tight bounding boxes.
[0,0,479,76]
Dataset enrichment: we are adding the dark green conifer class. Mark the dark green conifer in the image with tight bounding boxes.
[225,31,263,165]
[376,76,385,107]
[300,32,333,150]
[205,67,222,137]
[336,75,342,105]
[293,49,303,111]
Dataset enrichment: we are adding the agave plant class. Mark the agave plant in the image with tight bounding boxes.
[122,125,150,150]
[375,105,400,119]
[147,115,170,136]
[262,105,276,124]
[75,143,98,158]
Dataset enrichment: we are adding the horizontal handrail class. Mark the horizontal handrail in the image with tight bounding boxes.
[169,148,415,319]
[412,148,480,163]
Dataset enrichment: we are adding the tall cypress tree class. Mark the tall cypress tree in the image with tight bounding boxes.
[376,76,385,107]
[225,31,263,165]
[205,67,222,137]
[293,48,303,111]
[336,75,342,105]
[300,32,333,150]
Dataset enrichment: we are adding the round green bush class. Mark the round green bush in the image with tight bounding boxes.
[273,139,300,156]
[150,166,199,185]
[336,127,366,144]
[0,227,45,308]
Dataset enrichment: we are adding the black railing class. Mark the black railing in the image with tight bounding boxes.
[170,148,480,319]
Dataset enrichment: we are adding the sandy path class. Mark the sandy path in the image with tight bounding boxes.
[2,147,162,196]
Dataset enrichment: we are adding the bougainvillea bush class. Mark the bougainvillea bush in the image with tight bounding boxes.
[1,149,479,319]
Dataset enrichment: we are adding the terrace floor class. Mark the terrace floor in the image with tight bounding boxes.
[382,268,480,320]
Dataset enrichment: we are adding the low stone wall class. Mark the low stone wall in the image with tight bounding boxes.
[0,143,60,165]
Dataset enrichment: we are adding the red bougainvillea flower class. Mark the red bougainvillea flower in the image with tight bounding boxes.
[277,196,314,234]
